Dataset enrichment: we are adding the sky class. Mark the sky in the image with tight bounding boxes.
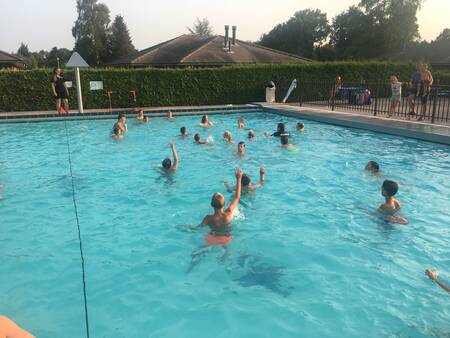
[0,0,449,53]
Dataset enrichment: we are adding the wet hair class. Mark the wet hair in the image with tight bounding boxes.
[201,115,208,124]
[366,161,380,172]
[280,134,289,145]
[180,126,187,135]
[211,193,225,209]
[241,174,251,186]
[248,130,255,138]
[113,127,121,135]
[138,109,144,116]
[277,123,285,133]
[162,158,172,169]
[194,133,200,142]
[118,113,125,121]
[238,141,245,148]
[297,122,304,130]
[382,180,399,197]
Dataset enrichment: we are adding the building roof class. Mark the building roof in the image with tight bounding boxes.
[109,34,311,67]
[0,50,25,68]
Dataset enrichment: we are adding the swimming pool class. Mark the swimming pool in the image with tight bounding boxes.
[0,112,449,338]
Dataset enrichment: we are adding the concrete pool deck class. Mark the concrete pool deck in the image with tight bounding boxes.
[259,103,450,146]
[1,103,449,145]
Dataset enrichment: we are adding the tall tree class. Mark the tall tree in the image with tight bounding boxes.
[259,9,330,58]
[46,47,72,67]
[17,43,31,57]
[109,15,135,61]
[72,0,111,66]
[187,17,213,36]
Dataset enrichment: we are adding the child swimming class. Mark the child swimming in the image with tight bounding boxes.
[237,141,246,156]
[223,131,234,143]
[113,114,128,134]
[379,180,401,214]
[197,168,243,246]
[296,122,305,132]
[161,142,179,172]
[272,123,288,137]
[180,126,188,137]
[199,115,213,128]
[136,109,149,123]
[247,130,255,139]
[224,167,265,193]
[365,161,380,174]
[112,126,123,140]
[194,133,208,144]
[280,134,294,149]
[167,110,174,120]
[238,117,245,129]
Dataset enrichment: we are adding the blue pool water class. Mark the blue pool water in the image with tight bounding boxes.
[0,112,449,338]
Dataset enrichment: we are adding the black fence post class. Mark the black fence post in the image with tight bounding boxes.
[431,80,439,124]
[331,83,336,111]
[373,81,379,116]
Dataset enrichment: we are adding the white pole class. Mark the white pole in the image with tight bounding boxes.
[75,67,84,113]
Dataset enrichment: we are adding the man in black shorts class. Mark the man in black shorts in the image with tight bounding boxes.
[51,68,69,114]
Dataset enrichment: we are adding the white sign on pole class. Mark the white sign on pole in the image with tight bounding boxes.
[90,81,104,90]
[66,52,89,113]
[65,81,73,88]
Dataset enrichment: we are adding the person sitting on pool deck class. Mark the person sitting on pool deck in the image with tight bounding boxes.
[136,110,149,123]
[199,115,213,128]
[0,315,35,338]
[238,117,245,129]
[180,126,188,137]
[379,180,400,213]
[425,269,450,293]
[237,141,246,156]
[194,133,208,144]
[296,122,305,132]
[223,131,234,143]
[197,168,243,246]
[113,114,128,134]
[365,161,380,174]
[162,142,179,172]
[167,111,174,120]
[248,130,255,139]
[224,167,265,193]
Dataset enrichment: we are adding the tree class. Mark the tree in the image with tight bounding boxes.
[46,47,72,67]
[259,9,330,58]
[187,17,213,36]
[109,15,135,61]
[435,29,450,42]
[17,43,31,57]
[72,0,111,65]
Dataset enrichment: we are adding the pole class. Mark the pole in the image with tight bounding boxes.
[75,67,84,113]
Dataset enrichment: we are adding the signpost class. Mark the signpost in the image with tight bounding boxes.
[66,52,89,113]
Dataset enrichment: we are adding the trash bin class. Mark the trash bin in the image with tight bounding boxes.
[265,81,276,103]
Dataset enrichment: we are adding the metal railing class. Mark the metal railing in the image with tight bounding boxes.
[276,79,450,123]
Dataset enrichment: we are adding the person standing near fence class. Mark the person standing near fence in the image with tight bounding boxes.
[329,76,343,105]
[407,64,422,119]
[388,76,402,118]
[416,64,434,121]
[51,68,69,114]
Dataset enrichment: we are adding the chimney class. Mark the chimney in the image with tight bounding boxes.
[232,26,237,45]
[224,25,229,47]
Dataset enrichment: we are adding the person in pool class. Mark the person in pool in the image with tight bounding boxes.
[223,131,234,143]
[238,117,245,129]
[237,141,246,156]
[296,122,305,132]
[167,111,174,120]
[180,126,188,137]
[379,180,400,213]
[136,109,149,123]
[196,168,243,246]
[224,167,265,193]
[199,115,213,128]
[425,269,450,293]
[194,133,208,144]
[280,134,294,149]
[113,114,128,134]
[266,123,288,137]
[112,126,123,140]
[365,161,380,174]
[0,315,35,338]
[248,130,255,139]
[162,142,179,172]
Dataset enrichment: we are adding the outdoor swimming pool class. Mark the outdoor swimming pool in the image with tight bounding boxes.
[0,112,449,338]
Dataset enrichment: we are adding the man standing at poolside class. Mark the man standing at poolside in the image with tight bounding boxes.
[407,64,422,118]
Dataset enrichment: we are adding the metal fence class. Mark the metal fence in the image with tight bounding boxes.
[277,79,450,123]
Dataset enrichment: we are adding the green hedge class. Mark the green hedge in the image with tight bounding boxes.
[0,62,426,112]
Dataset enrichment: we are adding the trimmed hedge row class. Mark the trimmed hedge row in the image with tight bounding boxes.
[0,62,427,112]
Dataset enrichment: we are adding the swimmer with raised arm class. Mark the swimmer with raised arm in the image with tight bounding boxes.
[224,167,265,193]
[266,122,288,137]
[379,180,401,214]
[197,168,243,245]
[199,115,213,128]
[223,131,234,143]
[0,315,35,338]
[161,142,179,172]
[113,114,128,133]
[194,133,208,144]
